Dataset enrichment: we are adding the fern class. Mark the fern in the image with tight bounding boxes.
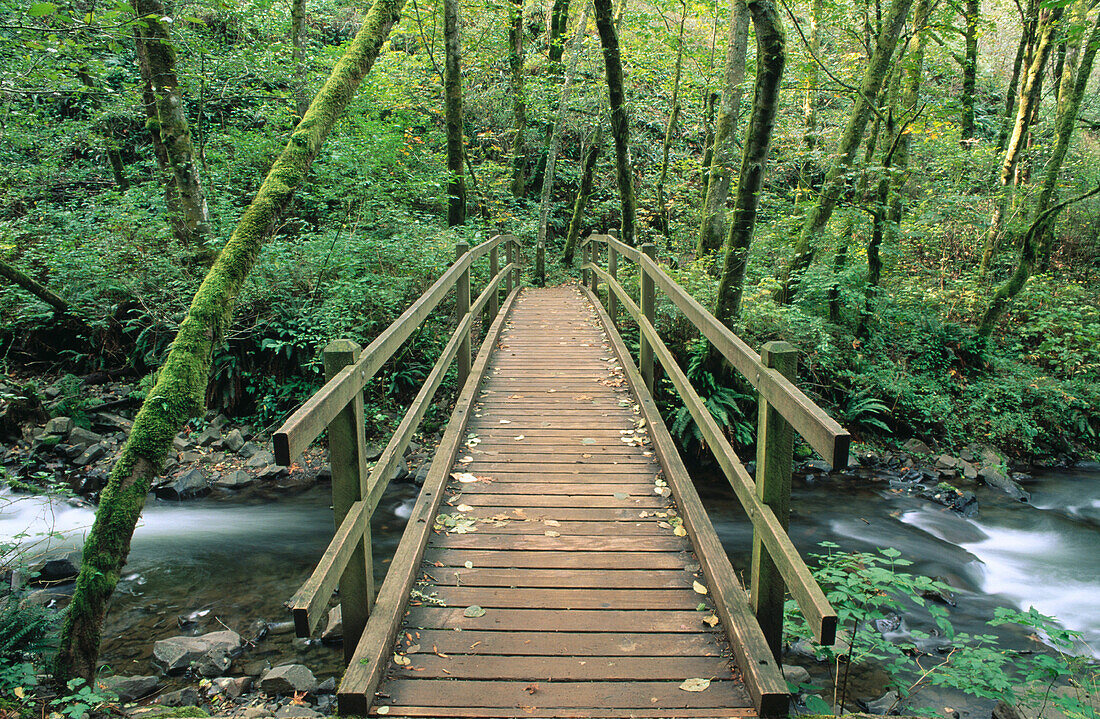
[670,340,755,452]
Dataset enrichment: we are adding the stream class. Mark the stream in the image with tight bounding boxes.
[3,466,1097,710]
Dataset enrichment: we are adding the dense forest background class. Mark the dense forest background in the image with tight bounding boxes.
[1,0,1098,465]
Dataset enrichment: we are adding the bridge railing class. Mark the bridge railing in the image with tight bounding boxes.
[581,233,848,657]
[272,234,521,660]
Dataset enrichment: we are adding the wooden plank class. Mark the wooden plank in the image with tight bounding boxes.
[422,567,692,588]
[451,521,671,536]
[402,607,725,633]
[274,235,503,465]
[587,271,837,647]
[373,680,753,710]
[451,482,658,495]
[456,463,658,474]
[367,707,756,718]
[422,549,692,569]
[337,287,521,716]
[395,629,727,656]
[411,586,704,610]
[428,535,683,552]
[442,506,679,521]
[388,655,734,680]
[453,473,660,484]
[581,284,790,716]
[447,494,669,508]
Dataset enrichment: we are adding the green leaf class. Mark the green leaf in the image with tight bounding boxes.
[463,605,485,618]
[28,2,59,16]
[804,694,831,714]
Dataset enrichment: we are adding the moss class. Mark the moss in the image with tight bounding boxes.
[54,0,408,682]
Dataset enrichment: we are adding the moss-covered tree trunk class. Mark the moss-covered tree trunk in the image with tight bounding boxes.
[802,0,822,152]
[53,0,407,681]
[134,29,185,244]
[291,0,310,118]
[75,68,130,192]
[655,0,686,238]
[444,0,466,226]
[0,259,71,313]
[886,0,929,229]
[563,121,604,265]
[978,7,1058,279]
[772,0,914,304]
[594,0,636,246]
[548,0,570,63]
[696,0,749,256]
[699,91,718,197]
[996,11,1033,153]
[978,6,1100,336]
[712,0,786,324]
[509,0,527,198]
[959,0,979,141]
[135,0,212,254]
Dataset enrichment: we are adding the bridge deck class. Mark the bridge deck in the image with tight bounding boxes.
[366,287,757,717]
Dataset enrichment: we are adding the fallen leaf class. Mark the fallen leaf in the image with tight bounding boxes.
[452,472,479,483]
[544,530,560,537]
[514,435,525,440]
[457,504,474,512]
[499,419,511,424]
[13,687,25,699]
[674,525,687,537]
[543,519,561,526]
[703,615,720,627]
[581,438,596,445]
[524,684,539,695]
[613,492,628,500]
[459,456,474,463]
[463,605,486,618]
[696,602,708,611]
[406,643,421,653]
[693,581,708,595]
[393,653,411,666]
[376,707,390,715]
[679,678,711,692]
[464,560,474,569]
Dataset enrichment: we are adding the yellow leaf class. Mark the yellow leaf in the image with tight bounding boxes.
[693,581,708,595]
[674,526,687,537]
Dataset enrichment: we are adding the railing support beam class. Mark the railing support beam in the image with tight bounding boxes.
[323,339,373,662]
[751,341,797,662]
[589,239,599,295]
[607,241,618,325]
[489,243,500,321]
[456,241,471,387]
[506,241,515,295]
[639,242,657,393]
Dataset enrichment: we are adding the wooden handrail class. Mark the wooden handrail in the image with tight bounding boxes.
[277,235,521,653]
[588,263,837,645]
[584,235,849,467]
[273,234,519,465]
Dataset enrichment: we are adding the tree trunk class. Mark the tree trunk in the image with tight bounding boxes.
[548,0,570,63]
[0,259,71,313]
[712,0,786,324]
[696,0,750,256]
[564,121,604,265]
[885,0,930,232]
[699,91,718,198]
[655,0,686,237]
[291,0,310,118]
[959,0,979,141]
[444,0,466,225]
[75,68,130,192]
[135,0,213,254]
[53,0,408,681]
[134,30,185,243]
[996,17,1032,153]
[802,0,822,151]
[774,0,915,304]
[509,0,527,198]
[978,7,1058,279]
[537,3,590,282]
[594,0,637,245]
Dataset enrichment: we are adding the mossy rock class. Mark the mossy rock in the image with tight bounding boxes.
[126,707,210,719]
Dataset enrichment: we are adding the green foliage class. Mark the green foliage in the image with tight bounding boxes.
[667,338,754,451]
[49,678,117,719]
[786,543,1099,717]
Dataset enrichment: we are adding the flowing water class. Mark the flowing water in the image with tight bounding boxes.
[2,466,1097,703]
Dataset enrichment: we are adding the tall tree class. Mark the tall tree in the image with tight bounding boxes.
[712,0,786,322]
[655,0,687,237]
[978,5,1100,336]
[444,0,466,225]
[291,0,310,117]
[802,0,823,152]
[959,0,979,140]
[773,0,916,303]
[697,0,750,256]
[53,0,408,681]
[978,6,1059,278]
[509,0,528,198]
[135,0,212,254]
[594,0,637,245]
[548,0,571,63]
[563,120,604,265]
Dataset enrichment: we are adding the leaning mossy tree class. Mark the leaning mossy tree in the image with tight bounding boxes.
[53,0,408,681]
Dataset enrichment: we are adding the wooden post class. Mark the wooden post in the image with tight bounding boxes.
[581,241,589,286]
[751,341,797,662]
[535,241,546,287]
[607,243,618,324]
[589,239,599,294]
[323,339,373,662]
[639,242,656,393]
[506,240,515,295]
[456,241,471,387]
[488,242,500,322]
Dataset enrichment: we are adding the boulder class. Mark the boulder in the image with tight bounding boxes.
[44,416,74,437]
[73,443,108,466]
[99,675,161,702]
[209,676,251,700]
[259,664,318,695]
[239,442,262,459]
[958,459,978,480]
[863,690,900,715]
[239,707,276,719]
[69,427,103,448]
[275,706,321,719]
[155,469,210,500]
[215,470,255,489]
[180,451,203,464]
[224,429,245,453]
[245,451,276,468]
[781,664,811,687]
[902,439,931,455]
[934,454,958,469]
[210,414,230,429]
[155,687,201,707]
[29,550,81,585]
[197,427,221,447]
[93,412,133,432]
[981,469,1030,502]
[152,630,242,675]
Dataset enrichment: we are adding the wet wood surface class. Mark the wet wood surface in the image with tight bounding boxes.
[366,287,756,718]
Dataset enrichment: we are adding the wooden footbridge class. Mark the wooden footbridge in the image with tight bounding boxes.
[273,234,850,718]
